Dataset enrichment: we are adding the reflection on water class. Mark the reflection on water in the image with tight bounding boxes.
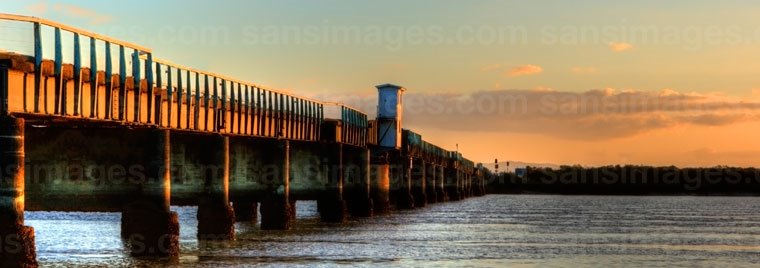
[26,195,760,267]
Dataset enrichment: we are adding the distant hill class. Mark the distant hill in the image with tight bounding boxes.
[482,161,560,173]
[488,165,760,196]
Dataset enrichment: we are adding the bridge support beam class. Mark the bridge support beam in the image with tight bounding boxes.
[196,135,235,240]
[445,167,462,201]
[424,161,437,204]
[410,159,426,208]
[259,140,292,230]
[394,158,415,210]
[317,143,347,223]
[436,165,447,202]
[0,116,37,267]
[121,129,179,258]
[344,147,373,217]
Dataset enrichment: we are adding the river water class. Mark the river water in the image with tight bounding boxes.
[26,195,760,267]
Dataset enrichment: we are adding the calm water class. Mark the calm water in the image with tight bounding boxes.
[26,195,760,267]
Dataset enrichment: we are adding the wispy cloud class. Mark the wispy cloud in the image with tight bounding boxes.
[609,42,634,52]
[24,1,113,25]
[507,65,543,77]
[25,1,48,14]
[480,63,502,72]
[53,3,112,24]
[570,67,598,74]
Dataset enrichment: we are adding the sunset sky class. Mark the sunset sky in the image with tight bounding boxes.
[4,0,760,167]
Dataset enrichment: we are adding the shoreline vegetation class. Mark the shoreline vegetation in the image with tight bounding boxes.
[487,165,760,196]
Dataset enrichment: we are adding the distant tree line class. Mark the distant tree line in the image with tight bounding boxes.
[487,165,760,195]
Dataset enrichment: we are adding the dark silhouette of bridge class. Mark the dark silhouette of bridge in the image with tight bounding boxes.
[0,14,489,267]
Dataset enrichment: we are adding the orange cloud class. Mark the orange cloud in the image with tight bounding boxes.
[609,42,634,52]
[480,63,502,72]
[749,88,760,100]
[53,3,112,24]
[507,65,543,77]
[25,1,48,14]
[570,67,598,74]
[24,1,113,25]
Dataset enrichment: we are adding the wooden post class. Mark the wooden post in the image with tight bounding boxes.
[89,37,98,118]
[53,27,62,115]
[175,68,182,128]
[166,66,173,127]
[185,70,191,129]
[131,50,141,122]
[33,22,42,113]
[154,63,163,125]
[145,53,154,123]
[104,42,112,119]
[118,45,126,120]
[73,33,81,116]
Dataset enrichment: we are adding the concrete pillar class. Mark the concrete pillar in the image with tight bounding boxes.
[479,173,487,196]
[317,143,347,223]
[474,172,485,196]
[460,171,469,199]
[410,159,426,208]
[0,116,37,267]
[197,135,235,240]
[344,147,373,217]
[459,169,465,200]
[289,200,297,222]
[394,158,415,210]
[371,158,391,214]
[259,140,292,230]
[471,172,478,196]
[473,174,478,196]
[466,173,473,197]
[121,129,179,258]
[459,171,466,199]
[424,161,437,204]
[233,200,257,223]
[436,165,447,202]
[445,167,462,201]
[466,172,473,197]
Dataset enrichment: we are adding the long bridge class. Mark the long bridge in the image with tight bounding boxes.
[0,14,490,267]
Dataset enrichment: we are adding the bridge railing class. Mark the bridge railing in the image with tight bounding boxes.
[0,13,151,118]
[322,102,368,147]
[339,104,367,147]
[366,120,378,145]
[152,59,324,140]
[401,128,475,167]
[0,14,332,142]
